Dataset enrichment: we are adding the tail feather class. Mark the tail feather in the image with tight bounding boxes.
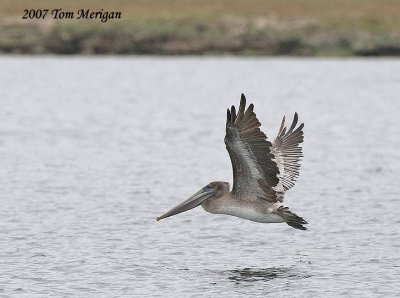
[276,206,308,231]
[286,221,307,230]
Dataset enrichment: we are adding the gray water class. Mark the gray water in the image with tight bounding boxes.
[0,56,399,297]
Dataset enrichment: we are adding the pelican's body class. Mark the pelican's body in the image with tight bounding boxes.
[202,195,285,223]
[157,94,308,230]
[198,181,284,223]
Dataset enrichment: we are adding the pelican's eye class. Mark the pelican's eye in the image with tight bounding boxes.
[204,185,212,191]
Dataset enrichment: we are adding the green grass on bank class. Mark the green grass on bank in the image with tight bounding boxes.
[1,0,400,55]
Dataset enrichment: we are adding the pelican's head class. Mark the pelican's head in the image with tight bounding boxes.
[156,181,229,221]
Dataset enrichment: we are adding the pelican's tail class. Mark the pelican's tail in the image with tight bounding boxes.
[276,206,308,230]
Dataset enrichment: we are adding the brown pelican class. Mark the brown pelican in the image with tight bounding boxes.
[157,94,307,230]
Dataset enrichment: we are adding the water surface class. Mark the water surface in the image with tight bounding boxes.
[0,56,399,297]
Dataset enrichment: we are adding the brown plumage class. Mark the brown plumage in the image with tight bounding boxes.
[157,93,308,230]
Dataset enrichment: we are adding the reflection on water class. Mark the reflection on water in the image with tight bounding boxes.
[226,267,311,283]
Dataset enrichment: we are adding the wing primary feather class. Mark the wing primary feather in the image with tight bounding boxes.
[243,104,254,119]
[236,94,246,122]
[278,116,286,136]
[295,123,304,132]
[225,94,280,203]
[227,109,231,123]
[272,112,304,194]
[231,105,236,123]
[240,94,246,112]
[288,112,298,132]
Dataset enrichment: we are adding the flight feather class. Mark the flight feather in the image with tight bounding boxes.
[225,94,279,203]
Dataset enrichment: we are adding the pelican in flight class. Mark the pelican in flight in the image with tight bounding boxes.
[157,94,307,230]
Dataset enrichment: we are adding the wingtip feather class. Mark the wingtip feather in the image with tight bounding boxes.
[288,113,298,132]
[248,103,254,112]
[238,94,246,115]
[231,105,236,122]
[278,115,286,136]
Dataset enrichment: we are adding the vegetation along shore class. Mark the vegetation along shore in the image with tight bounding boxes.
[1,0,400,56]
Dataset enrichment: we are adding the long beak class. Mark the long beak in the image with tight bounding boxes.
[157,188,215,221]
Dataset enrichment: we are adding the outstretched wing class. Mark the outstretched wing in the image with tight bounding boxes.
[272,113,304,197]
[225,94,280,203]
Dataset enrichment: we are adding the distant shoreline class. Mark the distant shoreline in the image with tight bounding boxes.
[2,0,400,58]
[1,20,400,56]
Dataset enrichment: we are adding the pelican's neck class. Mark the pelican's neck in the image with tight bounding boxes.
[201,192,231,214]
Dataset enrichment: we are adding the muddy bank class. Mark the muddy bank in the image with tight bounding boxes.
[1,19,399,56]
